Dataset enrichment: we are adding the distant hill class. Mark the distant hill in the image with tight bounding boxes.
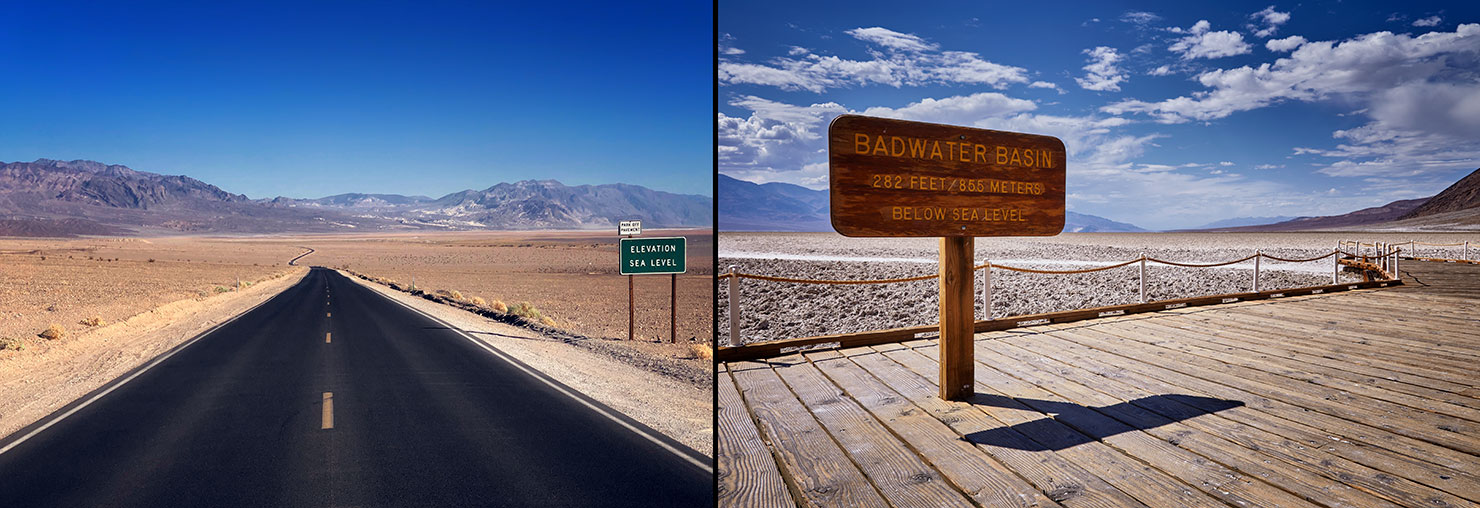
[1400,168,1480,219]
[1190,216,1298,230]
[717,174,830,231]
[717,173,1147,232]
[0,159,711,236]
[1209,198,1430,232]
[1063,211,1148,232]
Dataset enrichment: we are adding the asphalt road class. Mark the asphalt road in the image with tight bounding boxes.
[0,267,712,507]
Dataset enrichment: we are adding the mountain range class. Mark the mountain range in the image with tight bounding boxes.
[1202,167,1480,232]
[717,174,1149,232]
[0,159,711,236]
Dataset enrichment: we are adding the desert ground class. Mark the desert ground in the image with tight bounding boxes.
[718,231,1477,345]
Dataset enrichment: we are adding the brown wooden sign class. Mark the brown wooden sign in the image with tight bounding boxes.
[828,114,1067,237]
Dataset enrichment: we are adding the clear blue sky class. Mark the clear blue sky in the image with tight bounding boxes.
[0,1,712,198]
[719,0,1480,230]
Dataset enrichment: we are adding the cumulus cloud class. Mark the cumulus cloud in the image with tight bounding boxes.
[717,26,1029,93]
[1147,65,1174,76]
[1413,16,1442,27]
[1248,6,1291,38]
[1265,35,1306,52]
[1075,46,1127,92]
[1169,20,1253,59]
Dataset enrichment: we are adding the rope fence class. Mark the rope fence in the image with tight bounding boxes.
[720,240,1438,346]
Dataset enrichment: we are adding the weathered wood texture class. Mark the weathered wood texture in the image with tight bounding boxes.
[720,260,1480,507]
[828,114,1066,237]
[939,236,974,400]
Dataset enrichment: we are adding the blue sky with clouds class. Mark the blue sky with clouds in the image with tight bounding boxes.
[719,1,1480,230]
[0,1,711,199]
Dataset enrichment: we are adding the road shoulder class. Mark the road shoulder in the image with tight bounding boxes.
[0,266,310,441]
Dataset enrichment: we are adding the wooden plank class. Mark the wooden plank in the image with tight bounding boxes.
[1150,312,1480,394]
[1173,305,1480,379]
[906,340,1322,508]
[859,345,1230,508]
[768,355,978,508]
[1125,316,1480,410]
[1039,323,1480,475]
[728,360,890,508]
[803,350,1070,507]
[1231,301,1480,361]
[1040,324,1480,466]
[939,236,974,401]
[1009,329,1480,504]
[716,279,1400,362]
[718,364,797,508]
[1106,318,1480,424]
[979,335,1480,507]
[828,114,1066,237]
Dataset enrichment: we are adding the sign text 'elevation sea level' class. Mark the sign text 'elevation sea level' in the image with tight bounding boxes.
[828,114,1066,237]
[619,237,686,275]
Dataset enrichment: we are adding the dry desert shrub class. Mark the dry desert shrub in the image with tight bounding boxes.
[449,290,464,301]
[509,302,543,320]
[79,316,105,327]
[0,337,22,351]
[491,300,508,313]
[38,324,65,340]
[471,296,487,307]
[689,343,712,360]
[539,316,556,328]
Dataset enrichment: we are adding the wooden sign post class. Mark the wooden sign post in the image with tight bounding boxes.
[828,114,1066,400]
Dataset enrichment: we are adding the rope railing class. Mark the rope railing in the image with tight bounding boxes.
[721,242,1409,345]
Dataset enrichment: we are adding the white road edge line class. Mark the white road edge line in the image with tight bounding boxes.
[365,277,713,474]
[0,284,286,457]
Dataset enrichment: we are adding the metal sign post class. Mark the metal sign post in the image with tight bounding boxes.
[828,115,1066,401]
[619,236,687,343]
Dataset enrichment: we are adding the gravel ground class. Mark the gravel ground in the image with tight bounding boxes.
[717,232,1473,346]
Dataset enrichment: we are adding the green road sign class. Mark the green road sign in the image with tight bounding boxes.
[620,237,686,275]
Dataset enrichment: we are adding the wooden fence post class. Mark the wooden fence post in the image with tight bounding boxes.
[728,265,740,346]
[1139,252,1147,303]
[939,237,974,401]
[981,262,992,320]
[1253,249,1261,293]
[1332,248,1338,284]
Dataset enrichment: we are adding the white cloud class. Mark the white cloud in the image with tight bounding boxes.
[1248,6,1291,38]
[1121,11,1161,26]
[1148,65,1174,76]
[1413,16,1442,27]
[843,27,937,52]
[718,27,1030,92]
[1254,164,1284,169]
[1029,81,1065,94]
[1169,20,1253,59]
[719,33,745,55]
[1104,24,1480,124]
[1265,35,1306,52]
[1075,46,1127,92]
[1219,161,1235,166]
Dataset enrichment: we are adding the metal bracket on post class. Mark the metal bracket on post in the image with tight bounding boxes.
[939,237,974,401]
[728,265,740,346]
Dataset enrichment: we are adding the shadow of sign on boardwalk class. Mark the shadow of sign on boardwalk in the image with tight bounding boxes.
[963,393,1244,451]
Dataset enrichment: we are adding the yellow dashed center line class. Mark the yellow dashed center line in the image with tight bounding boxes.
[321,392,334,429]
[326,332,332,343]
[327,312,331,317]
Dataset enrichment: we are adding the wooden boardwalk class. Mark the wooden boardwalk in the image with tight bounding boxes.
[719,260,1480,508]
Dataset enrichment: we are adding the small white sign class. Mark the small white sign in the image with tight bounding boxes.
[619,220,642,236]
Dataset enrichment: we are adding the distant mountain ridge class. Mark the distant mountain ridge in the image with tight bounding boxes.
[1190,216,1298,230]
[1202,167,1480,232]
[717,173,1147,232]
[0,159,711,236]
